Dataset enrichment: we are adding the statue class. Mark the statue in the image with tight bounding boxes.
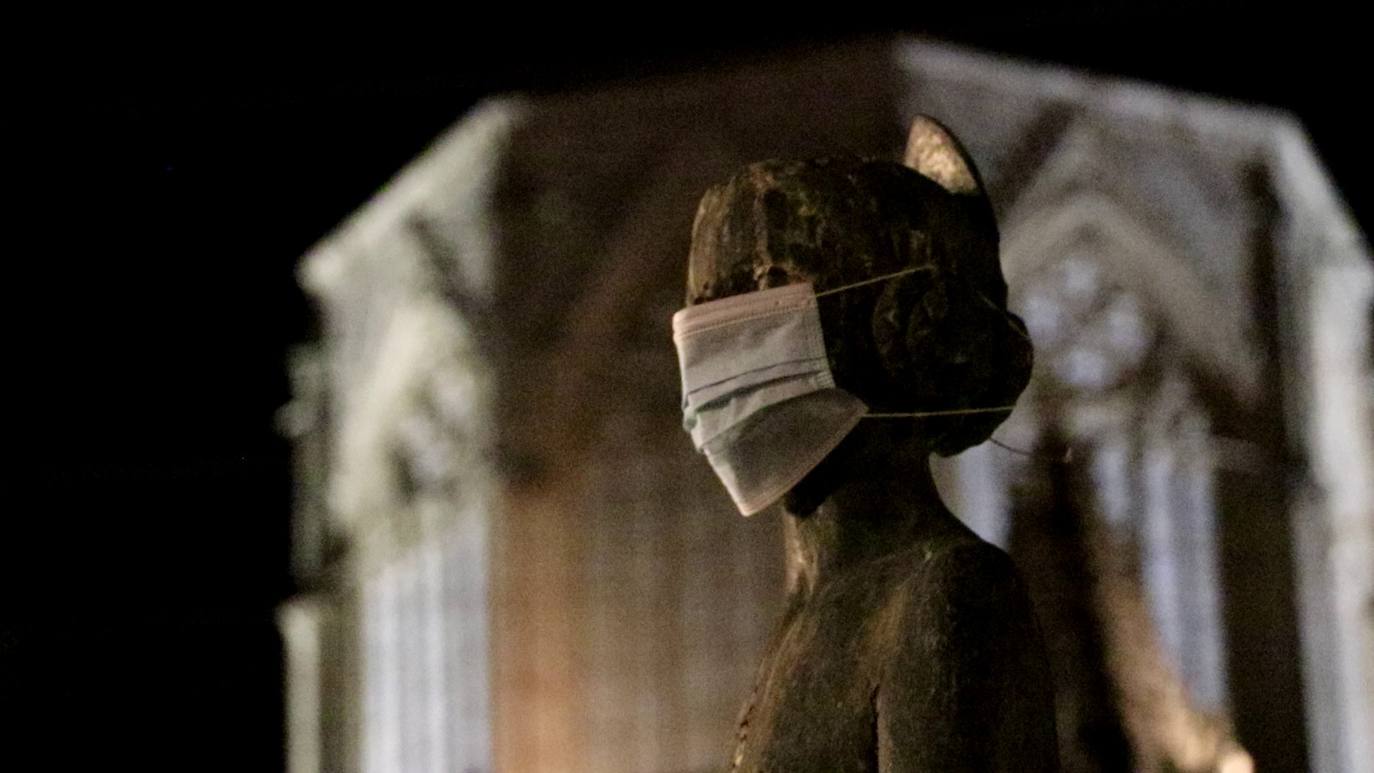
[673,117,1060,771]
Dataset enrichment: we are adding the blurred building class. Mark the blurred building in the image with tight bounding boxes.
[278,38,1373,773]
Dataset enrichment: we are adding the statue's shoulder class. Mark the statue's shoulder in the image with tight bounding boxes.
[926,536,1025,598]
[869,534,1059,770]
[877,530,1019,586]
[876,534,1034,638]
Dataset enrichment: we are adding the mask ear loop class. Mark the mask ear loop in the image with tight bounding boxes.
[813,267,1069,464]
[973,287,1033,343]
[968,288,1069,463]
[812,266,930,297]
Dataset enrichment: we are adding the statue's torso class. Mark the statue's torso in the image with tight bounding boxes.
[730,532,976,772]
[729,524,1058,773]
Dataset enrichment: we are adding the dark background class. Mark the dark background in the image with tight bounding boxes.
[1,11,1364,771]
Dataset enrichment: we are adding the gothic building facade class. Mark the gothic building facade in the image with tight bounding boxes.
[279,38,1373,773]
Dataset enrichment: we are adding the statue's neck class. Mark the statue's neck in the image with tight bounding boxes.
[782,449,959,601]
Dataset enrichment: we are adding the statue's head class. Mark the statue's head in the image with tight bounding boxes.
[684,117,1033,513]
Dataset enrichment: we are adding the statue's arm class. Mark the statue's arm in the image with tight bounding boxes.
[876,543,1059,772]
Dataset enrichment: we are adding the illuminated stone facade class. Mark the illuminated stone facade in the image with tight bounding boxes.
[281,39,1373,773]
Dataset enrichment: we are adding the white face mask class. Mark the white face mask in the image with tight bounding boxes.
[672,281,866,515]
[672,270,1020,516]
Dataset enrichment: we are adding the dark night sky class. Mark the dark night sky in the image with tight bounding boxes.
[1,12,1364,771]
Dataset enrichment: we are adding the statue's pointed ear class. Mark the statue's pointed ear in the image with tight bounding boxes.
[903,115,996,233]
[903,115,985,196]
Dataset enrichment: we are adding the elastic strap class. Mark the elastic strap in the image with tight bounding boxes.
[813,266,926,298]
[862,405,1018,418]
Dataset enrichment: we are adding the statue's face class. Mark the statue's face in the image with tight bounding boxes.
[685,155,1007,403]
[682,125,1032,465]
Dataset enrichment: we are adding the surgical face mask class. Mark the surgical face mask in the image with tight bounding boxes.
[672,269,1020,516]
[673,281,867,515]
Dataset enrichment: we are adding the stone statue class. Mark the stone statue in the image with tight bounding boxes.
[679,117,1060,771]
